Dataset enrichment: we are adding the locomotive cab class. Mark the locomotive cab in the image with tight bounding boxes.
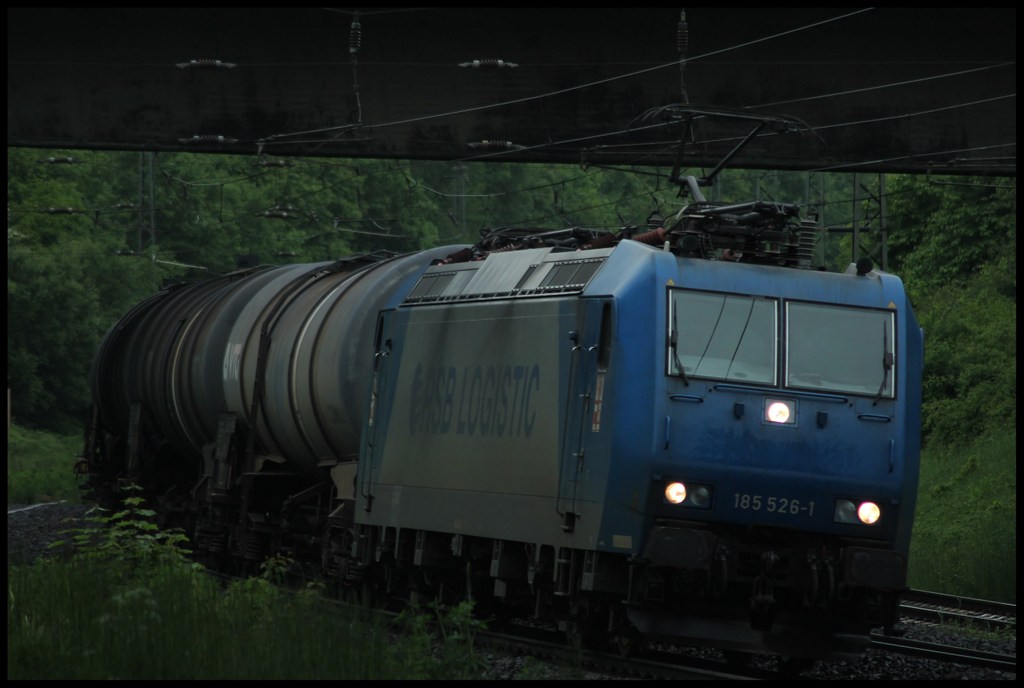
[618,254,923,658]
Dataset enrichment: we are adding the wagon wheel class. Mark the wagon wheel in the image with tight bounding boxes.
[613,625,645,658]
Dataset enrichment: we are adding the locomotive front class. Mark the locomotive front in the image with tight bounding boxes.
[603,253,924,657]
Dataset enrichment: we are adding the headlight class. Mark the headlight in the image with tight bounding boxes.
[664,481,713,509]
[764,398,797,425]
[689,485,712,508]
[834,499,883,525]
[857,501,881,525]
[665,482,686,504]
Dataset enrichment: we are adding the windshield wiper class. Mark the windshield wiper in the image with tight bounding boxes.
[872,321,893,406]
[670,304,689,386]
[691,296,727,378]
[724,299,756,380]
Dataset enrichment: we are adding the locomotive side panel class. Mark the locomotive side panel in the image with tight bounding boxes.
[358,297,607,547]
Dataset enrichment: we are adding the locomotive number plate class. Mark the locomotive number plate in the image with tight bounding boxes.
[732,493,815,516]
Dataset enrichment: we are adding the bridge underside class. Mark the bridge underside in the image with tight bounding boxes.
[7,8,1016,175]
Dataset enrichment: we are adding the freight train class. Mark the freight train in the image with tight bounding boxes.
[81,170,923,662]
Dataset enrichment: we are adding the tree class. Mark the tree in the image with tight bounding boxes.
[885,174,1016,291]
[883,174,1016,447]
[7,149,165,431]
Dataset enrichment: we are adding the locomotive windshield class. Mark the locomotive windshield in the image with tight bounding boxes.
[668,290,777,385]
[786,302,896,398]
[668,290,897,399]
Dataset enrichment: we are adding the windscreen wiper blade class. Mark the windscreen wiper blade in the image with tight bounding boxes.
[671,305,689,386]
[873,321,893,406]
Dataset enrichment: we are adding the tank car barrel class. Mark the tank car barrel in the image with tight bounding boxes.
[89,246,462,479]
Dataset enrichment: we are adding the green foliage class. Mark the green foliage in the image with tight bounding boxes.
[885,175,1016,287]
[11,480,489,679]
[881,173,1016,448]
[914,275,1016,447]
[7,149,166,431]
[51,483,196,574]
[908,430,1016,602]
[6,425,84,504]
[9,548,490,680]
[394,599,488,679]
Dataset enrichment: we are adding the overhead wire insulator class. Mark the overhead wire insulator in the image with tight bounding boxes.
[349,14,362,55]
[580,232,619,251]
[458,59,519,68]
[677,10,689,58]
[178,135,239,144]
[438,247,474,265]
[467,140,525,150]
[40,156,78,164]
[630,226,668,247]
[677,9,691,106]
[348,11,363,125]
[45,207,81,214]
[175,59,237,69]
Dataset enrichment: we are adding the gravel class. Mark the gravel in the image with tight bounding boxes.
[710,624,1017,680]
[7,501,95,565]
[9,501,1015,679]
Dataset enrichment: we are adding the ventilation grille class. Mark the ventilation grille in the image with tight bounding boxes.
[403,256,606,305]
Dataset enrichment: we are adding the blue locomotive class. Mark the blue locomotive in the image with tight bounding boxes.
[82,138,922,661]
[350,221,922,659]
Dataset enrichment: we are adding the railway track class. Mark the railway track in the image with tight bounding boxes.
[478,622,780,680]
[480,588,1019,679]
[486,621,1018,679]
[868,589,1017,674]
[901,589,1016,632]
[870,632,1016,673]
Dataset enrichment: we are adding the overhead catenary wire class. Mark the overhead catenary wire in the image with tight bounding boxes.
[259,8,876,146]
[254,71,1014,182]
[746,62,1015,110]
[579,94,1017,167]
[240,9,1013,183]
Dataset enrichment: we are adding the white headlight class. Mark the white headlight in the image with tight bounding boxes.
[834,499,883,525]
[764,398,796,424]
[857,501,881,525]
[665,482,687,504]
[663,481,713,508]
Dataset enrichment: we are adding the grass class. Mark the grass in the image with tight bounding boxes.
[7,495,488,680]
[8,558,489,679]
[907,429,1016,603]
[6,424,84,504]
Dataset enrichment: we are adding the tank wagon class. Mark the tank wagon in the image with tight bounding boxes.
[82,150,922,661]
